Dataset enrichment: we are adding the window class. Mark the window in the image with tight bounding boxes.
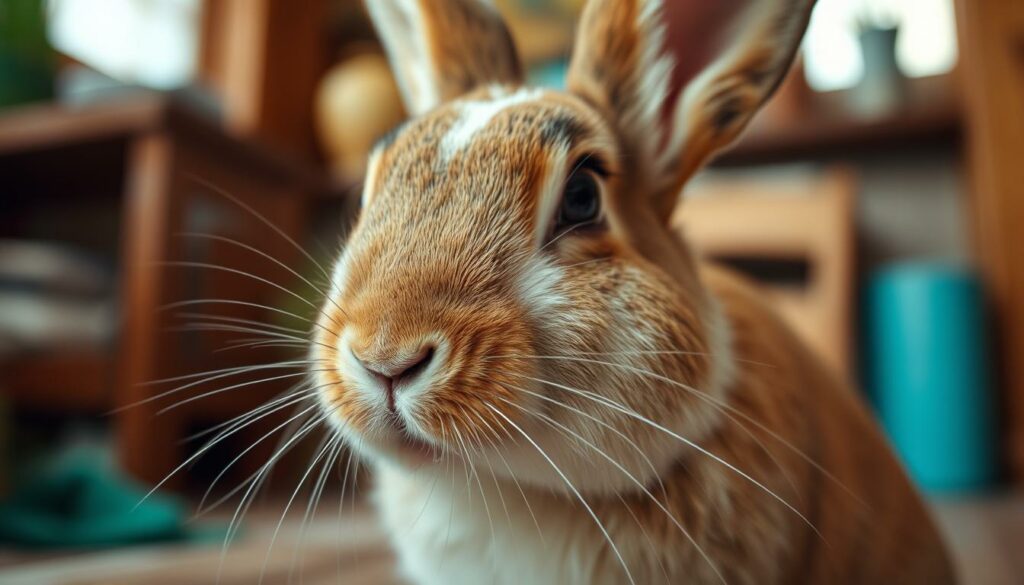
[803,0,958,92]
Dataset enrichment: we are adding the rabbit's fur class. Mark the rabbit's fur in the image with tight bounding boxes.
[311,0,955,583]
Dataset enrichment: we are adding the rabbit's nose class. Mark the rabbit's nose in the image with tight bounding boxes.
[351,344,435,412]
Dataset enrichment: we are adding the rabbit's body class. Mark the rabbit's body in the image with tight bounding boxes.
[314,0,956,583]
[373,266,953,585]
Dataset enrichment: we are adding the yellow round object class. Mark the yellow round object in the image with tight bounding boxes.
[315,53,406,181]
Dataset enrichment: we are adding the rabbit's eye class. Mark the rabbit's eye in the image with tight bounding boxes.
[558,171,600,228]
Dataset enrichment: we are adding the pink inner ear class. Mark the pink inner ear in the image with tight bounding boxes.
[660,0,748,121]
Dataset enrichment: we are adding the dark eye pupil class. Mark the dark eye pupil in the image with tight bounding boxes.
[560,172,599,226]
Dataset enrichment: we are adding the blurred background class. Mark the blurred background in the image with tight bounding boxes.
[0,0,1021,583]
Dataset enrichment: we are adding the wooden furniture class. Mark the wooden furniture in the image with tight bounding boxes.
[694,2,1024,485]
[0,93,332,487]
[956,0,1024,483]
[674,170,857,378]
[718,75,962,166]
[199,0,331,160]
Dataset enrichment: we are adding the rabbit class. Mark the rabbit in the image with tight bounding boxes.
[310,0,957,583]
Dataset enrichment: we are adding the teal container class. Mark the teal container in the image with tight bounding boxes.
[866,263,997,492]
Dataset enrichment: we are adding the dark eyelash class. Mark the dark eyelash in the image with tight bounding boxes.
[571,154,611,179]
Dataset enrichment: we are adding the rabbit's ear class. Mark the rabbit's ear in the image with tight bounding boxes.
[567,0,815,220]
[365,0,523,116]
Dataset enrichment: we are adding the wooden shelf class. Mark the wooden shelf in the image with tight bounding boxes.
[0,92,332,194]
[717,76,963,165]
[1,349,113,412]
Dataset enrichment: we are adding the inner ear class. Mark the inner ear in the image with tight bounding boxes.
[661,0,744,117]
[566,0,817,222]
[365,0,524,117]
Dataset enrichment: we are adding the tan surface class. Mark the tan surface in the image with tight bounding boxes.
[0,504,401,585]
[675,169,856,378]
[0,496,1020,584]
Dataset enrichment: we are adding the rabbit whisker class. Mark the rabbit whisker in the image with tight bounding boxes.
[167,322,330,351]
[437,420,459,576]
[161,298,317,326]
[114,360,317,413]
[170,322,335,353]
[141,359,315,386]
[188,174,333,283]
[184,384,313,444]
[176,231,347,320]
[405,465,443,537]
[175,312,309,336]
[616,491,673,585]
[496,391,727,585]
[336,443,358,578]
[447,424,474,499]
[560,256,613,270]
[485,403,637,585]
[257,432,336,585]
[136,389,315,513]
[159,260,317,308]
[496,380,667,501]
[290,436,344,583]
[468,408,547,546]
[502,354,851,507]
[539,217,601,254]
[214,340,309,354]
[222,338,308,348]
[496,354,803,504]
[217,411,330,580]
[463,417,510,578]
[504,371,823,542]
[199,400,327,517]
[156,370,320,415]
[453,425,497,550]
[484,350,774,369]
[159,260,343,328]
[464,410,516,526]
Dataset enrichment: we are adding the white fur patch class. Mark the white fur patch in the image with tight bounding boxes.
[328,251,352,300]
[365,0,440,115]
[515,254,568,323]
[702,296,737,401]
[631,0,675,166]
[375,465,604,585]
[361,148,385,209]
[440,86,544,160]
[533,145,570,246]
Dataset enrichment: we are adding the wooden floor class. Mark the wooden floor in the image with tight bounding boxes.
[930,495,1024,585]
[0,504,402,585]
[0,495,1021,584]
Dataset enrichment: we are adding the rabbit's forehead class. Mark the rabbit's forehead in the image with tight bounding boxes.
[439,86,548,159]
[367,87,610,219]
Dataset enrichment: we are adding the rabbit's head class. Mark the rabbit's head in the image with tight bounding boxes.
[313,0,814,492]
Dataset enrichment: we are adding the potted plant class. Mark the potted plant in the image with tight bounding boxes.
[0,0,54,108]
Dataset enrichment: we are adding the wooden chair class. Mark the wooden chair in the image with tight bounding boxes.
[673,168,857,378]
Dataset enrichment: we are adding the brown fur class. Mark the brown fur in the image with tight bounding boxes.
[592,265,957,583]
[313,1,957,583]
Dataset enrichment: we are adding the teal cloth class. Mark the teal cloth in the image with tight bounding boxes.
[0,452,188,548]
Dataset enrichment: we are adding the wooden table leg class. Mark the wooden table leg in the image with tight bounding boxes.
[116,132,187,488]
[957,0,1024,483]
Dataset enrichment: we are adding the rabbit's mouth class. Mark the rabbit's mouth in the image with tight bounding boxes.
[384,411,442,465]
